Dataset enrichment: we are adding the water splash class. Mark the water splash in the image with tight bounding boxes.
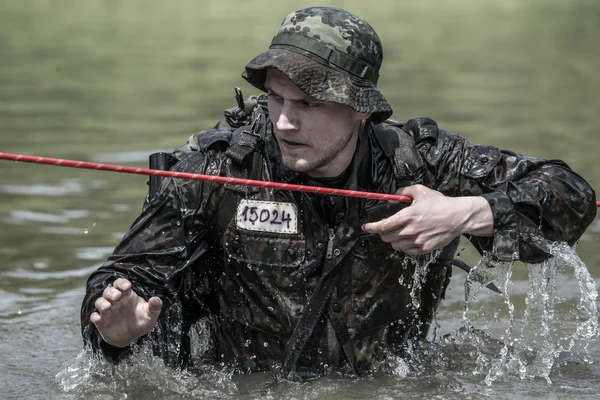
[405,249,442,310]
[57,311,231,399]
[56,347,237,399]
[524,237,598,351]
[459,237,598,385]
[458,257,517,383]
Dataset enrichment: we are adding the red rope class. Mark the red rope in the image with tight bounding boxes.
[0,152,410,202]
[1,152,598,207]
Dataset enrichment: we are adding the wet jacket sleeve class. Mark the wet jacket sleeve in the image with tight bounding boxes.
[405,117,597,262]
[80,150,226,363]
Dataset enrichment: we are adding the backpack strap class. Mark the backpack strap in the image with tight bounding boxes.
[371,122,427,186]
[278,262,348,380]
[225,112,267,182]
[216,106,270,238]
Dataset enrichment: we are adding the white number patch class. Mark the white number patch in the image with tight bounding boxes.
[235,199,298,234]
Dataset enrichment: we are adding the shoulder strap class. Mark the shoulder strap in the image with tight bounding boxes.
[277,267,345,380]
[225,113,266,182]
[216,107,269,238]
[371,122,427,185]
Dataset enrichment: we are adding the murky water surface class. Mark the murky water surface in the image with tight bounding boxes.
[1,1,599,399]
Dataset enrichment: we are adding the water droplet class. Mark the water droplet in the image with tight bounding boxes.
[176,221,181,226]
[245,340,251,347]
[239,287,244,293]
[263,342,268,347]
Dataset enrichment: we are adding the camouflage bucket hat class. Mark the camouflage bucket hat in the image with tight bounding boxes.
[242,7,393,124]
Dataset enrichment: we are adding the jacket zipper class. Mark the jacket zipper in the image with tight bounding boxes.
[326,228,335,259]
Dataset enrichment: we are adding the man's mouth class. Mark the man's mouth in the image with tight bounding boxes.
[279,138,306,148]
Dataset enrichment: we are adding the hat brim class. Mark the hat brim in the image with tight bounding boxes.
[242,48,393,124]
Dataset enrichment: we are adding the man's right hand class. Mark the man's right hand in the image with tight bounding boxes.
[90,278,163,348]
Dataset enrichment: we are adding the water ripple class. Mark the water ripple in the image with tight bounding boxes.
[0,180,85,196]
[90,150,166,164]
[3,264,100,280]
[8,209,89,224]
[75,247,115,260]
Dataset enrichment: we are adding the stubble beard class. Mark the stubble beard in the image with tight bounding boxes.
[281,123,358,175]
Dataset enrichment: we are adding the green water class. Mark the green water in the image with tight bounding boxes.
[1,0,599,399]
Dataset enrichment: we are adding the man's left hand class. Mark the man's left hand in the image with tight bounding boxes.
[362,185,494,256]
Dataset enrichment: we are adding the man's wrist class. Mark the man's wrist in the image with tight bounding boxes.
[459,196,494,237]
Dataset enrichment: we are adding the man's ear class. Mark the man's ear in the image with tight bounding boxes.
[357,111,372,121]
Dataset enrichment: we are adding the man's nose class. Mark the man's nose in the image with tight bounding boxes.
[276,104,298,131]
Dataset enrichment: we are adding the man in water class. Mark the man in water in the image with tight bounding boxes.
[81,6,596,379]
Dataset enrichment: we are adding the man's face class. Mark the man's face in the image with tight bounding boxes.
[264,68,370,178]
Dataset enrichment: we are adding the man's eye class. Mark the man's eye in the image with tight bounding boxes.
[268,93,283,102]
[300,100,320,109]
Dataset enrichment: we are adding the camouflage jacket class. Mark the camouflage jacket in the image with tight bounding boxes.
[81,109,596,376]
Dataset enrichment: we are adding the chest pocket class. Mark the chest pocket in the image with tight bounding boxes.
[223,225,306,268]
